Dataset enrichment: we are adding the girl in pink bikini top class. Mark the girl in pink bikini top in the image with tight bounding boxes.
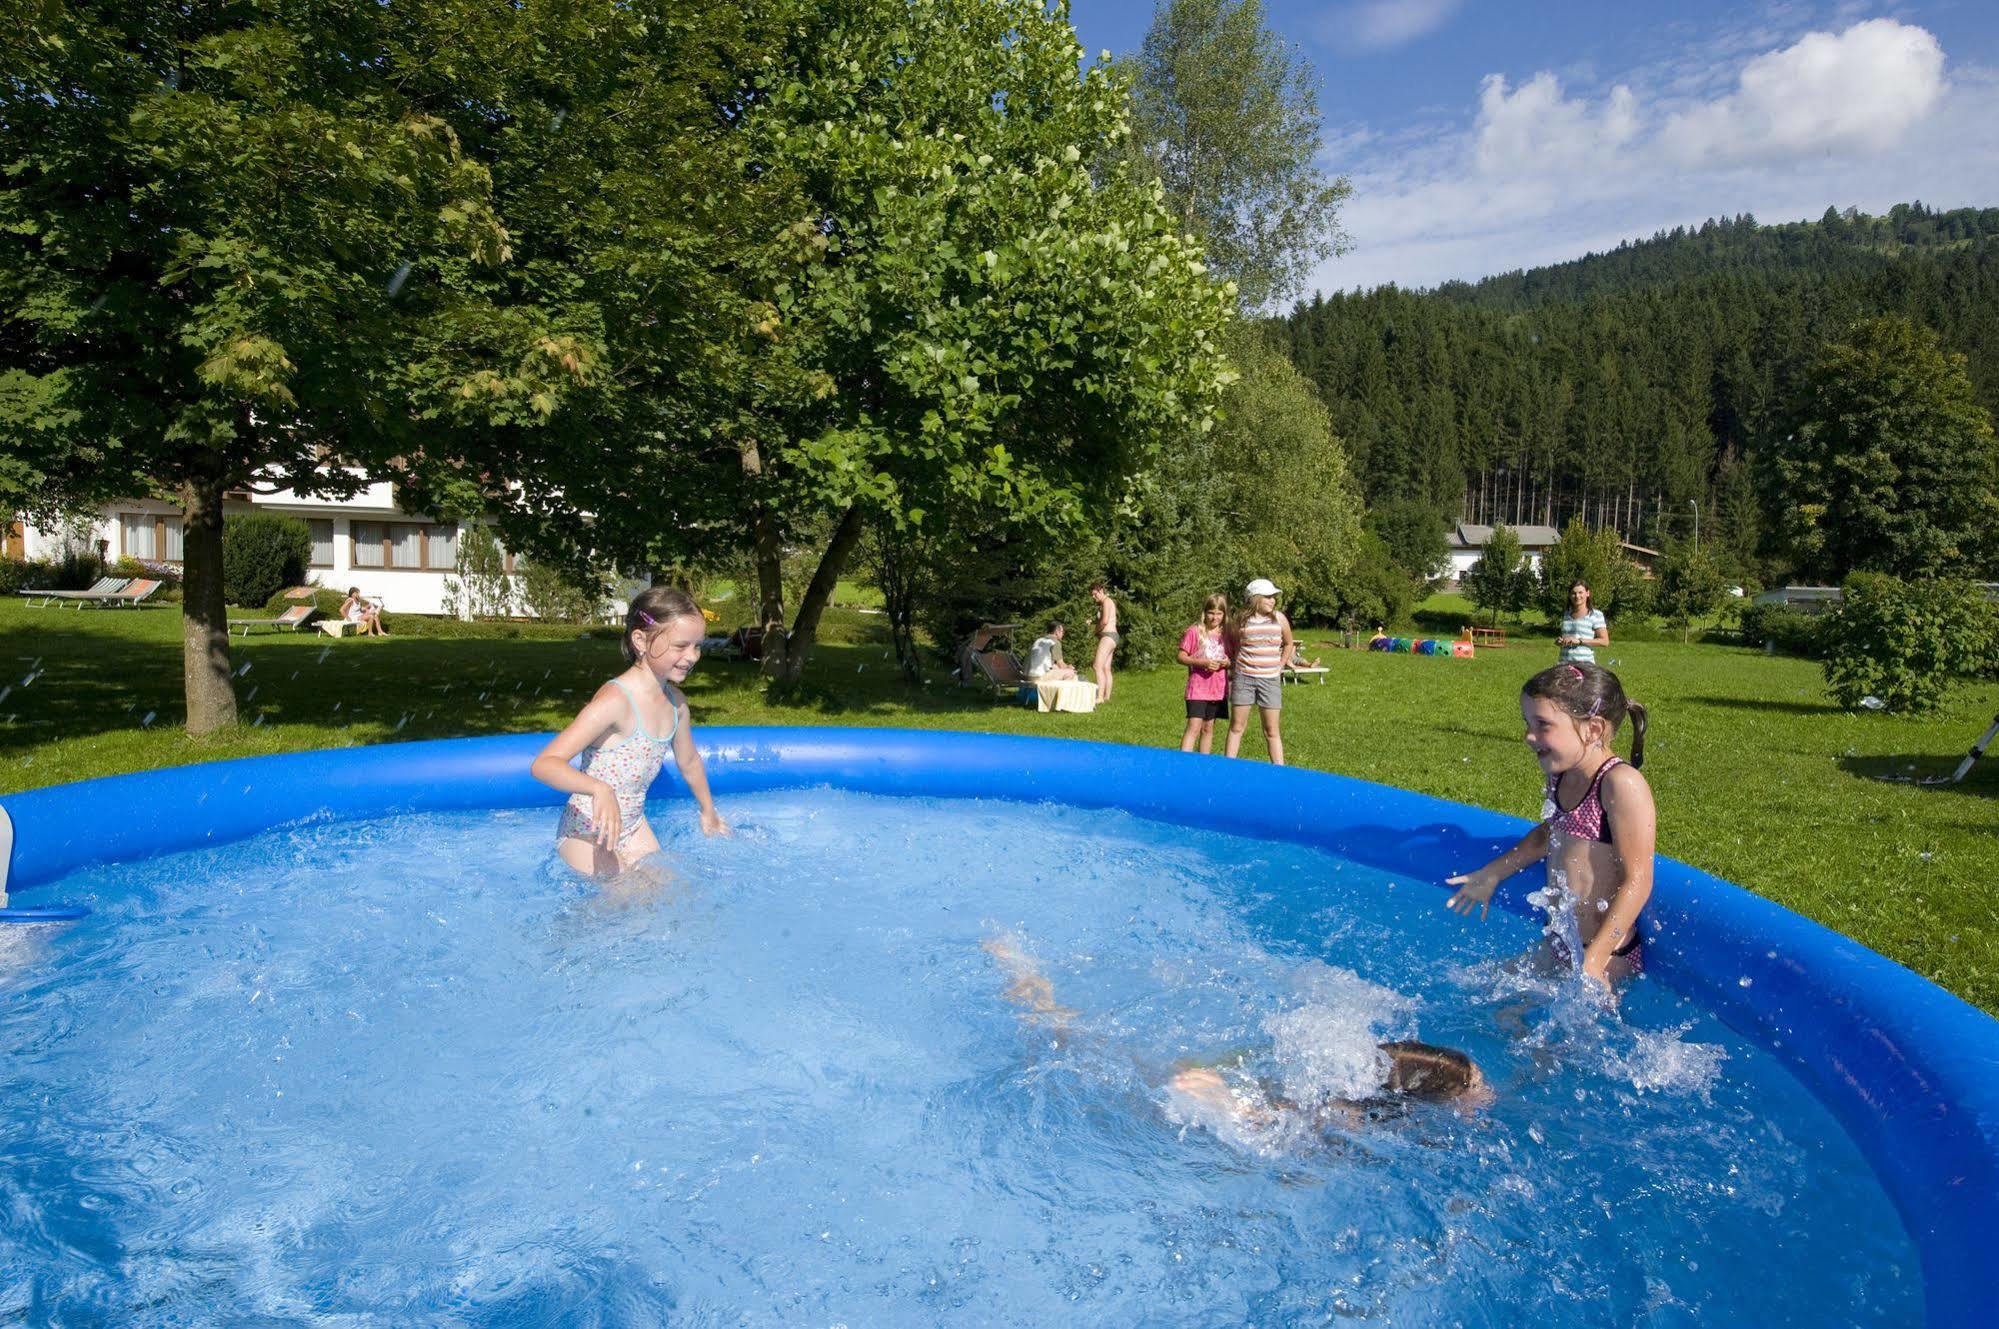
[1445,663,1659,989]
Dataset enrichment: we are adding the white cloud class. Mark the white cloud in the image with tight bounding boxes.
[1473,74,1638,176]
[1326,0,1463,52]
[1307,15,1992,295]
[1661,18,1945,165]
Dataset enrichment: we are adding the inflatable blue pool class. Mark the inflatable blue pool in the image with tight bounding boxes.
[3,729,1995,1325]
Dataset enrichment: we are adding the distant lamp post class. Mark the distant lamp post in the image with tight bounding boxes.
[1689,499,1700,553]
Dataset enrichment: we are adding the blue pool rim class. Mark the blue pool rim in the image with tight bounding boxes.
[4,728,1995,1325]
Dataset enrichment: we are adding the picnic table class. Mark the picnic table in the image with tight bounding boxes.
[1465,625,1507,648]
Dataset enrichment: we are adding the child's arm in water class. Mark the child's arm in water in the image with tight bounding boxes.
[1580,763,1657,987]
[668,689,729,835]
[530,686,630,851]
[1444,823,1551,920]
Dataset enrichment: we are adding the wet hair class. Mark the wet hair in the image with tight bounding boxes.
[1522,661,1648,768]
[1568,581,1594,614]
[1378,1041,1482,1101]
[1199,592,1228,620]
[622,585,702,664]
[1047,618,1064,634]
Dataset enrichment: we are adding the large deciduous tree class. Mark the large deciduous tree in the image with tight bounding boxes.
[479,0,1237,686]
[1,0,583,735]
[1769,317,1999,580]
[1127,0,1351,310]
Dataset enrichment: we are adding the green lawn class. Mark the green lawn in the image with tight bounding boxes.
[4,596,1995,1012]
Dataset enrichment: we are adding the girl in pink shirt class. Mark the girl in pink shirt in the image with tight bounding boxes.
[1176,594,1232,753]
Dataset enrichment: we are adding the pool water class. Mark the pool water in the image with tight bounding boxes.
[0,791,1918,1326]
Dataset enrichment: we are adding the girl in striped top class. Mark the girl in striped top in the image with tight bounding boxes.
[1225,578,1294,764]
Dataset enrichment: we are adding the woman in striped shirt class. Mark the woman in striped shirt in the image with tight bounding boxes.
[1225,578,1294,764]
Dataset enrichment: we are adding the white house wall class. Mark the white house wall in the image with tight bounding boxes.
[21,487,461,616]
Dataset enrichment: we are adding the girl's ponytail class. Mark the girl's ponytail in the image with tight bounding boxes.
[1625,701,1647,769]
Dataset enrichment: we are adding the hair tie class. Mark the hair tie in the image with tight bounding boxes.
[635,610,656,628]
[1562,663,1585,681]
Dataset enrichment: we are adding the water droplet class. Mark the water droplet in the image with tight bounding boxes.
[140,710,156,727]
[386,260,413,297]
[1738,976,1753,988]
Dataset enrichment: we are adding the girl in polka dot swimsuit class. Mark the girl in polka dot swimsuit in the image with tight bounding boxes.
[1444,663,1656,991]
[531,587,729,878]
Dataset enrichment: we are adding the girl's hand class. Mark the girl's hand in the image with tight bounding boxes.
[590,783,621,849]
[700,807,731,837]
[1445,870,1499,920]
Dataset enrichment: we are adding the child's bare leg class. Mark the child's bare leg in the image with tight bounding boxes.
[1197,719,1215,754]
[1180,717,1205,752]
[557,835,621,879]
[1094,640,1114,700]
[1260,708,1284,766]
[1224,704,1252,757]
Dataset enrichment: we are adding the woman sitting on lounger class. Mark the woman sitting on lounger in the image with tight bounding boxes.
[341,587,389,637]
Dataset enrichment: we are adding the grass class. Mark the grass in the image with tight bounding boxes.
[4,595,1996,1013]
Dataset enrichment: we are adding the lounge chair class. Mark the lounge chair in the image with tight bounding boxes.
[18,576,128,609]
[968,647,1034,703]
[227,604,320,637]
[84,578,163,609]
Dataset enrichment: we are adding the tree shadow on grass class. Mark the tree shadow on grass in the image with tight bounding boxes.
[1686,694,1843,717]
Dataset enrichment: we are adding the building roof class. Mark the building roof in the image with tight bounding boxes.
[1450,522,1560,550]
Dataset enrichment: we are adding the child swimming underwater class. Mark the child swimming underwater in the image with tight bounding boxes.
[981,935,1493,1137]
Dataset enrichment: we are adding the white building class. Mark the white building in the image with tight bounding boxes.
[1443,522,1560,583]
[12,481,469,615]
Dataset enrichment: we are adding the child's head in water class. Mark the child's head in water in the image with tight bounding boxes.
[1519,661,1647,777]
[623,586,706,685]
[1378,1040,1493,1107]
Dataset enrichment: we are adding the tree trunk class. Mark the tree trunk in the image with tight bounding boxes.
[773,504,865,685]
[180,466,238,736]
[738,438,790,682]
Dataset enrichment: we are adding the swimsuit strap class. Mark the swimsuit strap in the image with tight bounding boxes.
[609,677,660,742]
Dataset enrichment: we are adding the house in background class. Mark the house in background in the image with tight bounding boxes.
[1443,522,1560,584]
[15,480,468,614]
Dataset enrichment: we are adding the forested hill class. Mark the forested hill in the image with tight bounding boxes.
[1433,203,1999,311]
[1273,203,1999,571]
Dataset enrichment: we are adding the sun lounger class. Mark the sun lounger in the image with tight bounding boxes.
[83,578,163,609]
[17,576,128,609]
[968,647,1030,700]
[227,604,320,637]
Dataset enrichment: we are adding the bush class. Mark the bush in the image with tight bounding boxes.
[1736,602,1827,656]
[112,556,184,600]
[1821,574,1998,712]
[0,548,106,594]
[223,513,310,607]
[518,557,610,624]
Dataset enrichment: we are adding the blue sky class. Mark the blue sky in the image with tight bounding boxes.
[1068,1,1999,298]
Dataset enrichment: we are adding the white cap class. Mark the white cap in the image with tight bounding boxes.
[1245,577,1280,597]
